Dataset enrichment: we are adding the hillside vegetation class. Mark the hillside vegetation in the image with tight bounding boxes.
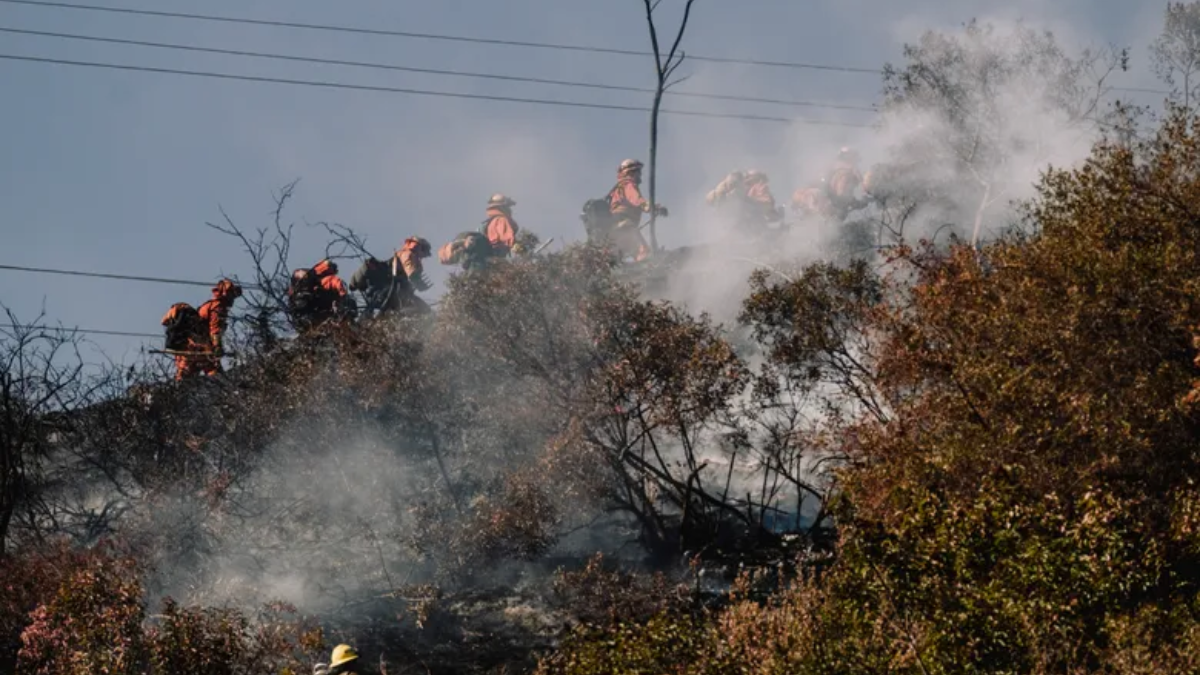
[5,15,1200,675]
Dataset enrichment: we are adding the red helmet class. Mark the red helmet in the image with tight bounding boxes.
[313,259,338,276]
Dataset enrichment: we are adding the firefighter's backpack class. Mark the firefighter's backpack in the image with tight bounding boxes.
[287,268,321,317]
[580,186,618,238]
[439,232,490,265]
[163,302,203,351]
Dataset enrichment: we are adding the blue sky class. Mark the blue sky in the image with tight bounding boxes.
[0,0,1168,365]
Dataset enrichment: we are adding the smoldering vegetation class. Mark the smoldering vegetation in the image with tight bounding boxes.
[0,15,1166,674]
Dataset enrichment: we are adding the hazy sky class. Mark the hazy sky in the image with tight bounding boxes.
[0,0,1168,365]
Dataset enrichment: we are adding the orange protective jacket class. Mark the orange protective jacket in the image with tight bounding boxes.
[609,179,648,220]
[745,182,781,223]
[791,186,831,215]
[707,173,742,205]
[197,298,232,345]
[483,208,519,253]
[745,182,776,208]
[826,164,863,197]
[396,244,431,292]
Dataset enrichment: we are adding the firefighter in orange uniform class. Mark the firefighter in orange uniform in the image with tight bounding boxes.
[608,159,667,262]
[393,236,433,313]
[482,194,519,257]
[707,169,782,231]
[160,278,241,380]
[192,279,242,375]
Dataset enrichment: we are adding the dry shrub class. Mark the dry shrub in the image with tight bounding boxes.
[552,554,692,628]
[471,471,560,562]
[148,599,323,675]
[541,568,824,675]
[536,612,712,675]
[410,469,560,583]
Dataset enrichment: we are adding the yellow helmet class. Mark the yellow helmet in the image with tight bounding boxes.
[330,644,359,668]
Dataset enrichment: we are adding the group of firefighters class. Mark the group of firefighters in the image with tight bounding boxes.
[704,147,869,231]
[162,149,868,380]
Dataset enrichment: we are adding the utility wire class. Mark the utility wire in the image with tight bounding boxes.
[0,27,880,113]
[0,322,160,339]
[0,263,260,290]
[1110,85,1170,95]
[0,1,1157,97]
[0,53,874,127]
[0,0,883,74]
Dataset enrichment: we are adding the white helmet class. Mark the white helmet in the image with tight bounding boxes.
[745,169,767,183]
[487,193,516,208]
[618,158,644,174]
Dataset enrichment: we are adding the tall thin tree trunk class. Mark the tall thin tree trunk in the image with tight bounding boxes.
[971,181,992,248]
[648,89,663,252]
[1186,68,1192,111]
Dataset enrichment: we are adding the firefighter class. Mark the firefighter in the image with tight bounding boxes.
[825,147,865,216]
[288,259,355,332]
[160,279,242,381]
[393,236,433,314]
[608,159,667,262]
[315,643,364,675]
[791,182,834,220]
[706,169,782,231]
[161,302,204,381]
[482,194,519,257]
[829,147,861,180]
[193,279,241,375]
[348,256,395,316]
[705,170,746,206]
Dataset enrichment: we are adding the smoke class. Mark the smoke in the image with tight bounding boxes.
[129,418,435,614]
[645,16,1116,326]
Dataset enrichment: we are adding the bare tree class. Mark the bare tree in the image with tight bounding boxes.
[877,21,1122,248]
[207,181,301,353]
[641,0,697,254]
[0,310,119,555]
[1152,2,1200,110]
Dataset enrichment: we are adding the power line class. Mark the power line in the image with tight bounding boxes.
[1110,85,1169,95]
[0,53,874,127]
[0,322,159,339]
[0,0,1174,99]
[0,26,878,113]
[0,0,883,75]
[0,263,259,290]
